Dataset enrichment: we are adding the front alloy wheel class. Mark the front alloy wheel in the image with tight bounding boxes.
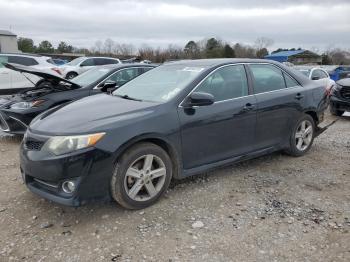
[111,142,172,209]
[124,154,166,202]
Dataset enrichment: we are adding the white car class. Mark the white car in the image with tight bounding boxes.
[59,57,121,79]
[0,53,61,94]
[295,67,336,93]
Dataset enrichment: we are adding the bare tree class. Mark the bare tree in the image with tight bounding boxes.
[254,37,274,50]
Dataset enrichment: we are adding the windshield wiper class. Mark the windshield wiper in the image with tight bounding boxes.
[116,94,143,101]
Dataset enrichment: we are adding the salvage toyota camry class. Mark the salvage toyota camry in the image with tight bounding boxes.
[20,59,329,209]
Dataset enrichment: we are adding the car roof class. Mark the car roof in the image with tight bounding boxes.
[100,63,157,70]
[0,53,43,57]
[163,58,282,67]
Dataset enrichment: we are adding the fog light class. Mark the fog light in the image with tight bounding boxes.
[62,181,76,193]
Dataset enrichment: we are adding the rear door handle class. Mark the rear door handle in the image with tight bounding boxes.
[242,103,255,111]
[295,93,304,100]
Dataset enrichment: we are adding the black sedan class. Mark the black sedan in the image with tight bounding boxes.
[329,78,350,116]
[20,59,329,209]
[0,63,155,134]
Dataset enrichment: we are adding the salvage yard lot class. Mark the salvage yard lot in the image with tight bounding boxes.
[0,113,349,261]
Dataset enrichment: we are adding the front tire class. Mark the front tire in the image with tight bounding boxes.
[111,143,172,209]
[285,115,315,157]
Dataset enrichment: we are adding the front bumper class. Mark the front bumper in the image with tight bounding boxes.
[330,95,350,112]
[0,111,28,134]
[20,131,115,206]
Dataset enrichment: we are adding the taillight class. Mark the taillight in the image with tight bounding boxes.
[51,68,62,75]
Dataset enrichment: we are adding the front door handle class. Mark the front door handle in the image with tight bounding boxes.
[242,103,255,111]
[295,93,304,100]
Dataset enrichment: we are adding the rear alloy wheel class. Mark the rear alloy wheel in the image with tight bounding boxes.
[111,143,172,209]
[285,115,315,157]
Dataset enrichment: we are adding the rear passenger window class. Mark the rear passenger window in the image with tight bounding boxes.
[0,56,8,68]
[8,56,38,66]
[142,67,153,73]
[195,65,248,102]
[284,73,299,88]
[250,64,286,94]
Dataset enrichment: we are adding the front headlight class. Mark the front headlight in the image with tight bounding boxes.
[42,132,105,155]
[10,100,45,110]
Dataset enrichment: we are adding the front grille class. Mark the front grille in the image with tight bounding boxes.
[0,113,9,131]
[24,140,44,151]
[340,86,350,100]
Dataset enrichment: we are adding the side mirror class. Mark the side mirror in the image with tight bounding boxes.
[99,80,118,92]
[311,76,320,80]
[185,92,215,107]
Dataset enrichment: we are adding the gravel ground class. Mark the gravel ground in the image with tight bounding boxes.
[0,112,349,262]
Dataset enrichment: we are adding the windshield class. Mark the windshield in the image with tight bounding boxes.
[113,64,206,102]
[71,67,112,87]
[66,57,86,66]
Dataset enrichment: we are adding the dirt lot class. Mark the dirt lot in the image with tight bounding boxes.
[0,113,349,262]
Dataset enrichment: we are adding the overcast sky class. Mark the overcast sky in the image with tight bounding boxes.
[0,0,349,51]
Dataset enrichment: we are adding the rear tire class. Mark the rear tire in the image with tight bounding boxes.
[330,105,344,116]
[111,142,172,209]
[284,114,315,157]
[66,72,78,80]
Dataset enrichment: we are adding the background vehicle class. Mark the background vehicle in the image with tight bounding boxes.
[59,57,121,79]
[19,59,329,209]
[0,63,155,134]
[323,65,350,81]
[52,58,68,66]
[295,66,335,93]
[0,53,61,94]
[329,78,350,116]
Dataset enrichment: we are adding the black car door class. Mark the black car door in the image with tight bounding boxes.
[248,63,306,149]
[178,64,257,170]
[91,67,147,95]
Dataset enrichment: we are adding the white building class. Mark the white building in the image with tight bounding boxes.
[0,30,19,53]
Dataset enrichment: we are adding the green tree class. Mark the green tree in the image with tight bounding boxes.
[222,44,235,58]
[17,37,35,53]
[256,47,269,58]
[57,41,73,53]
[36,40,54,53]
[184,40,200,58]
[205,38,223,58]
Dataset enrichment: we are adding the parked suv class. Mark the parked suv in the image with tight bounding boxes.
[20,59,329,209]
[329,78,350,116]
[59,57,121,79]
[0,53,61,94]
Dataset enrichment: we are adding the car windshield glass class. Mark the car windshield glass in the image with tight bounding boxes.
[297,69,310,77]
[66,57,86,66]
[113,64,206,102]
[71,67,112,87]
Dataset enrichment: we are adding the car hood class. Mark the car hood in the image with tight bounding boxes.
[4,63,81,89]
[337,78,350,87]
[30,94,160,135]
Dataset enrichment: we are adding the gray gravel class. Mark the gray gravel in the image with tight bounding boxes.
[0,112,349,261]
